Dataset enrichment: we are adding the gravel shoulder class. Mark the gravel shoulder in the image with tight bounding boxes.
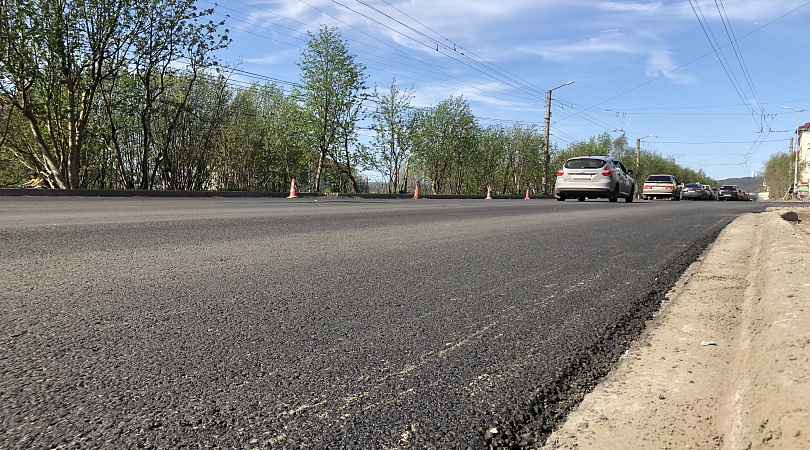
[540,207,810,450]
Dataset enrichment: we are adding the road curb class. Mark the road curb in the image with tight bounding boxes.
[540,207,810,449]
[0,188,551,200]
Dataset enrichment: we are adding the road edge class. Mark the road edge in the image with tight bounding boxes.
[538,208,810,449]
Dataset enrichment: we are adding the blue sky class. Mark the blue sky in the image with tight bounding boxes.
[206,0,810,181]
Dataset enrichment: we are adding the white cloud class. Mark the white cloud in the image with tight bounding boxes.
[518,29,640,63]
[244,48,299,65]
[596,1,665,14]
[645,50,697,85]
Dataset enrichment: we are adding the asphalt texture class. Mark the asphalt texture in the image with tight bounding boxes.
[0,196,775,449]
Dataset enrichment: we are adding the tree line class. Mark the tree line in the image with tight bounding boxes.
[2,2,718,193]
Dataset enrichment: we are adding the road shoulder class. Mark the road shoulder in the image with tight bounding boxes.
[540,207,810,449]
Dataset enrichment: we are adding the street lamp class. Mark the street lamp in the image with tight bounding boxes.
[782,106,805,198]
[543,80,574,195]
[636,134,655,175]
[635,135,655,199]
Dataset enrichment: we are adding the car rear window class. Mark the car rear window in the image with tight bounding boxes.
[685,183,702,188]
[645,175,673,182]
[719,185,736,189]
[564,158,607,169]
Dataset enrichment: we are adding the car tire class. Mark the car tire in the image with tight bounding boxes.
[577,197,585,202]
[625,185,634,202]
[609,185,619,202]
[556,197,565,201]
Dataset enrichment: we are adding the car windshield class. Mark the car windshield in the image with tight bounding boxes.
[646,175,673,182]
[565,158,607,169]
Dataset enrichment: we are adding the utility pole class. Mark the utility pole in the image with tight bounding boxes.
[635,135,654,194]
[542,81,574,195]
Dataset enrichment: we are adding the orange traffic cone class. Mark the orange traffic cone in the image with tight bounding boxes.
[413,185,420,199]
[485,186,492,200]
[287,179,298,198]
[524,188,530,199]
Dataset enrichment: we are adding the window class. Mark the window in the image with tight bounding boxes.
[565,158,607,169]
[646,175,674,183]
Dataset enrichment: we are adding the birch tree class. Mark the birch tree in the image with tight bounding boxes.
[295,26,367,192]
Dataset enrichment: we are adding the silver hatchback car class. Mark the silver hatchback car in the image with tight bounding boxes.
[554,156,635,202]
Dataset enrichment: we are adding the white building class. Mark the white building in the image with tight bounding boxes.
[799,122,810,197]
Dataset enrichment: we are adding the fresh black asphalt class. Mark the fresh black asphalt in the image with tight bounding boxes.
[0,197,777,448]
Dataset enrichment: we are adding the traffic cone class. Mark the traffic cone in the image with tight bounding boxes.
[286,179,298,198]
[485,186,492,200]
[524,188,530,199]
[413,185,420,199]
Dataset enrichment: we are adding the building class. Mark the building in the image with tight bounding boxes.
[799,122,810,198]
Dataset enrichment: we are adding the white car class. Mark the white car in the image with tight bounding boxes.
[554,156,635,202]
[643,174,681,200]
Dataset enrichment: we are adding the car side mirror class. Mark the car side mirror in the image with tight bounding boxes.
[627,170,633,175]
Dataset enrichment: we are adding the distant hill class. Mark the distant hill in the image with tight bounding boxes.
[718,176,764,193]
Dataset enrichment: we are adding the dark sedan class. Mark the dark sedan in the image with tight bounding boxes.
[681,183,709,200]
[718,185,742,200]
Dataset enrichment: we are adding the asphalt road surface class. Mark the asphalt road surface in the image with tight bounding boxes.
[0,197,774,448]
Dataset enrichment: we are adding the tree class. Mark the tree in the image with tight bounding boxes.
[0,0,135,188]
[370,77,414,193]
[0,0,228,189]
[217,82,308,191]
[122,0,228,190]
[505,123,543,194]
[763,152,792,199]
[295,25,368,192]
[411,96,478,194]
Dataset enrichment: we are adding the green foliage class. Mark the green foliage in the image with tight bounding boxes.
[295,25,368,193]
[763,152,792,199]
[0,0,228,189]
[217,83,308,191]
[0,149,30,187]
[550,133,613,178]
[369,77,414,193]
[0,10,736,195]
[410,96,479,194]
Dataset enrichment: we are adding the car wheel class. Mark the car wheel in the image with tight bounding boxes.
[609,185,619,202]
[625,185,634,202]
[577,197,585,202]
[556,197,565,201]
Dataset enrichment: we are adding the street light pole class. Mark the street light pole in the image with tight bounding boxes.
[636,135,654,198]
[543,81,574,195]
[636,135,655,170]
[782,106,805,198]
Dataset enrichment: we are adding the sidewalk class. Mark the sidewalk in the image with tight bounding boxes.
[540,208,810,449]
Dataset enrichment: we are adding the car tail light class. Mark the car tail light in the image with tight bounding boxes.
[665,186,673,190]
[644,185,651,189]
[601,168,613,177]
[556,168,564,176]
[732,190,737,193]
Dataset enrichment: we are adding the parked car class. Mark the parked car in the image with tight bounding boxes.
[681,183,708,200]
[642,174,681,200]
[718,185,741,201]
[702,185,718,200]
[554,156,635,202]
